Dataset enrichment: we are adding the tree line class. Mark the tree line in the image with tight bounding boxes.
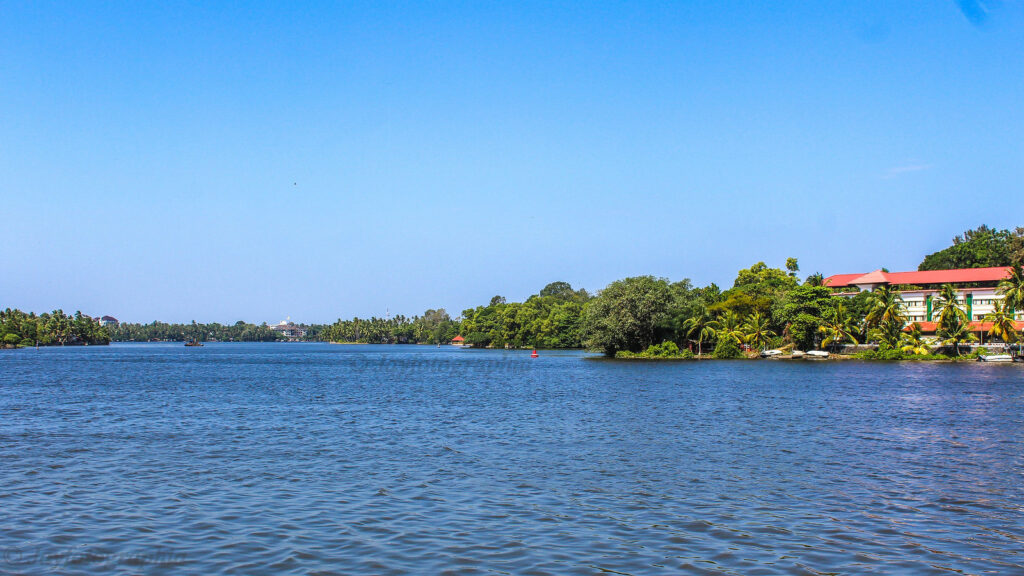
[8,225,1020,356]
[579,262,1023,359]
[319,309,460,344]
[1,309,111,348]
[108,321,288,342]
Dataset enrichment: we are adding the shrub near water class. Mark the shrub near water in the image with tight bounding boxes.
[617,341,695,359]
[713,338,743,359]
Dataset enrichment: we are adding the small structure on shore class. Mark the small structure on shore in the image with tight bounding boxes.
[451,335,466,346]
[269,317,307,341]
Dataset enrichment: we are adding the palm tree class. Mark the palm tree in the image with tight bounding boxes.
[715,310,746,345]
[900,322,931,355]
[805,273,824,287]
[933,283,966,328]
[682,307,717,356]
[818,303,859,352]
[998,264,1024,319]
[983,300,1019,346]
[742,312,777,351]
[937,314,978,356]
[865,285,906,329]
[871,318,905,350]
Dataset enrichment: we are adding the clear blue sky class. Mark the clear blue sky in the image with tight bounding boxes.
[2,1,1023,323]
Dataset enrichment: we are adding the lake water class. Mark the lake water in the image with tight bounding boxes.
[1,343,1022,575]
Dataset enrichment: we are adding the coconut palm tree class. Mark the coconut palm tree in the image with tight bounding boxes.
[998,264,1024,318]
[865,285,906,327]
[933,283,966,328]
[871,318,906,350]
[900,322,931,356]
[742,312,777,351]
[983,300,1019,346]
[683,307,717,357]
[715,310,746,345]
[818,303,859,352]
[937,314,978,356]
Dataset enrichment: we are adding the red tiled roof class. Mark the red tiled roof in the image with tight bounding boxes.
[451,335,465,342]
[821,273,864,287]
[906,321,1024,333]
[825,266,1012,288]
[851,269,890,285]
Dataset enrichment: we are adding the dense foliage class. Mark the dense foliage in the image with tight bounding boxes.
[459,283,590,349]
[320,309,459,344]
[1,309,111,347]
[109,321,287,342]
[918,225,1024,270]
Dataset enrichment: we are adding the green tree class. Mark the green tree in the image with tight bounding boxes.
[936,314,978,356]
[933,284,966,329]
[682,305,717,356]
[900,323,931,355]
[818,302,859,352]
[998,264,1024,316]
[713,336,743,359]
[865,285,906,330]
[742,312,776,351]
[713,310,746,345]
[582,276,672,356]
[918,225,1013,270]
[983,301,1019,344]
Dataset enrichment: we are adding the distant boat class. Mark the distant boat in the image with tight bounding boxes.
[805,350,829,358]
[978,354,1013,363]
[185,339,204,347]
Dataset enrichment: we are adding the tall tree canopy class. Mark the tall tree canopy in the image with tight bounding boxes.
[918,225,1023,270]
[582,276,672,356]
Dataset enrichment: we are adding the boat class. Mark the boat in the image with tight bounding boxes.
[760,349,783,358]
[791,350,805,358]
[185,339,204,347]
[805,350,829,358]
[978,354,1013,363]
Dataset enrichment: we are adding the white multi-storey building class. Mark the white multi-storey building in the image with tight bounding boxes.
[823,266,1023,337]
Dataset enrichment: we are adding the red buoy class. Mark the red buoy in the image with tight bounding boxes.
[531,350,538,358]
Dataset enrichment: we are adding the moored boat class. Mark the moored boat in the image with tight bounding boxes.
[978,354,1013,363]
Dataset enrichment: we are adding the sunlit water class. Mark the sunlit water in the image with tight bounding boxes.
[1,343,1022,575]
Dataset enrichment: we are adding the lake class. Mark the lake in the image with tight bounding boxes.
[1,343,1022,574]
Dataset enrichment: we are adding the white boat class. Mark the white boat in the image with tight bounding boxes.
[791,350,805,358]
[760,349,783,358]
[978,354,1014,363]
[806,350,829,358]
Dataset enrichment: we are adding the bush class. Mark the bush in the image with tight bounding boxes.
[3,333,20,347]
[713,337,743,359]
[19,337,34,347]
[647,341,680,357]
[616,341,694,359]
[852,347,949,361]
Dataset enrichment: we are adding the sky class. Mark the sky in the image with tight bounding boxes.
[2,1,1023,324]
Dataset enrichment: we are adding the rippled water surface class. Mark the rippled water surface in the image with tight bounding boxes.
[1,343,1023,575]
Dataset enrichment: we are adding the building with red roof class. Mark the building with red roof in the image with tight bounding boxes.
[823,266,1022,338]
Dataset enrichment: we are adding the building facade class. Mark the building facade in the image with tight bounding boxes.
[823,266,1023,337]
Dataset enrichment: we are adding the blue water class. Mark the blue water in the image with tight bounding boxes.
[1,343,1022,575]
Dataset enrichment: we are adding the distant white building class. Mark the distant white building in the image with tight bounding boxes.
[98,316,119,326]
[269,318,307,341]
